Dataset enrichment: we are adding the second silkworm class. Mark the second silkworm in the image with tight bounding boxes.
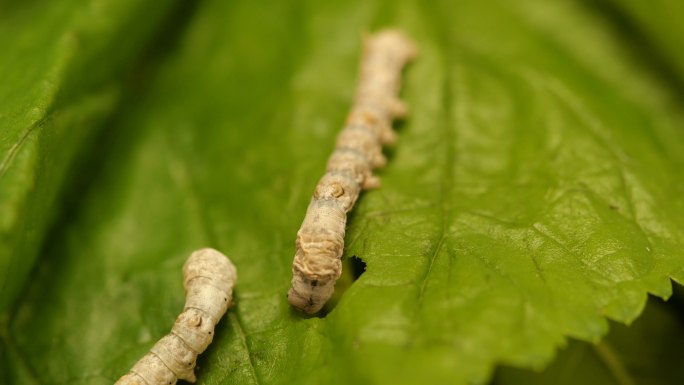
[116,248,237,385]
[288,30,417,313]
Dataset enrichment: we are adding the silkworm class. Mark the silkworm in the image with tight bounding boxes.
[116,248,237,385]
[288,30,417,313]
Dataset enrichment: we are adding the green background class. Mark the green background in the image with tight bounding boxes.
[1,0,684,384]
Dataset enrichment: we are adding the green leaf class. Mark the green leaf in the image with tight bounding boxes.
[3,0,684,384]
[493,295,684,385]
[0,0,183,312]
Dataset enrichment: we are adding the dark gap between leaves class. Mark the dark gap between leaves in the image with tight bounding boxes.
[490,281,684,385]
[582,0,684,101]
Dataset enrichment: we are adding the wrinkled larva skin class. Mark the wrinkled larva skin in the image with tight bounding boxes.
[116,248,237,385]
[288,30,417,314]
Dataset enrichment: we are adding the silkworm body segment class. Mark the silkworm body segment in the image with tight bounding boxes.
[288,30,416,313]
[116,248,237,385]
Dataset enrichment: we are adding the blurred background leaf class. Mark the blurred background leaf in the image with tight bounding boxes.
[493,294,684,385]
[598,0,684,87]
[0,0,185,313]
[1,0,684,384]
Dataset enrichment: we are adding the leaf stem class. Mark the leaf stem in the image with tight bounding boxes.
[593,341,635,385]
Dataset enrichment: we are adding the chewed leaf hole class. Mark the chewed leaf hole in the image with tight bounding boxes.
[349,255,367,280]
[318,255,367,317]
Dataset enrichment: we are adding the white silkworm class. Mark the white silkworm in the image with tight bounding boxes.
[116,248,237,385]
[288,29,417,313]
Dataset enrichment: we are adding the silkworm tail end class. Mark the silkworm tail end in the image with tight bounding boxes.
[288,287,324,314]
[288,272,336,314]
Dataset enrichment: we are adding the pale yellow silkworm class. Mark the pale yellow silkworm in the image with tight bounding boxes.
[288,29,417,313]
[116,248,237,385]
